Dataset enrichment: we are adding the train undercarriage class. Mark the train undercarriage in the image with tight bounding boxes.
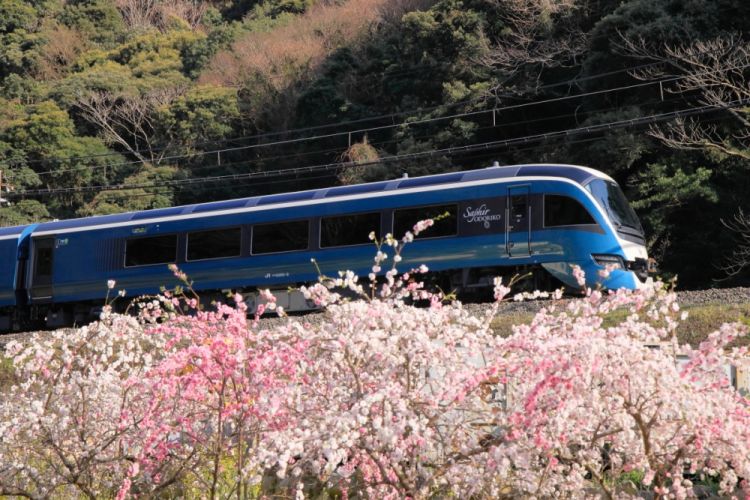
[0,264,568,333]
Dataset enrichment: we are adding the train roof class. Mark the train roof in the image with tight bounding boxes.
[0,226,26,237]
[27,163,611,234]
[0,224,32,240]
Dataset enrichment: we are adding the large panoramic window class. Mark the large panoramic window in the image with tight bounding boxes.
[187,227,242,261]
[544,195,595,227]
[321,212,380,247]
[393,204,457,239]
[125,235,177,267]
[252,220,309,254]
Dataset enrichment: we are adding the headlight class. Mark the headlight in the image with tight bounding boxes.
[592,254,625,269]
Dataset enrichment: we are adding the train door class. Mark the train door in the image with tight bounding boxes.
[30,237,54,300]
[507,186,530,257]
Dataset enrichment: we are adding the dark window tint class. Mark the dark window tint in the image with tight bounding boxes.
[586,179,643,232]
[511,195,527,216]
[393,204,457,239]
[321,212,380,247]
[187,227,242,261]
[544,195,595,227]
[35,247,53,276]
[252,220,309,254]
[126,235,177,267]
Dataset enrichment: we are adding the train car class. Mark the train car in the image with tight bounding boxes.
[4,163,649,329]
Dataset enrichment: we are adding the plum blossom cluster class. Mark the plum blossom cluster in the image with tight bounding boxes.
[0,231,748,498]
[513,289,564,301]
[486,282,750,499]
[0,314,169,498]
[116,293,308,499]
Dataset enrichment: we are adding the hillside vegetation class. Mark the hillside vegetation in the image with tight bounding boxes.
[0,0,748,288]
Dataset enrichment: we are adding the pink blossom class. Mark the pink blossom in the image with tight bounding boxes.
[571,264,586,287]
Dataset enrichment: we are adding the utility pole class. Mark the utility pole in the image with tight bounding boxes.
[0,170,12,206]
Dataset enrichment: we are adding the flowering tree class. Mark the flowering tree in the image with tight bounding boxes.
[262,253,750,498]
[0,220,748,499]
[0,313,169,498]
[120,292,309,499]
[482,284,750,498]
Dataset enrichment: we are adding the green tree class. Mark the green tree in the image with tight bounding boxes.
[113,29,205,85]
[51,60,139,108]
[629,161,719,284]
[222,0,314,21]
[180,17,246,79]
[0,99,42,192]
[0,74,47,102]
[0,0,45,79]
[290,0,491,182]
[0,199,50,226]
[79,165,177,215]
[2,101,124,216]
[0,0,38,34]
[159,85,241,150]
[57,0,126,47]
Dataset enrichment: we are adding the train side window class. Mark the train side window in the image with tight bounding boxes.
[125,235,177,267]
[187,227,242,261]
[544,195,595,227]
[511,196,527,217]
[321,212,380,247]
[252,220,309,254]
[35,246,53,277]
[393,204,457,239]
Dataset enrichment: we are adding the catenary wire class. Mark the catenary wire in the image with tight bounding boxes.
[1,60,670,168]
[17,89,693,180]
[4,60,736,176]
[11,99,746,198]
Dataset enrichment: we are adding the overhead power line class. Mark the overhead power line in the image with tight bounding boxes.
[85,92,687,192]
[179,93,688,179]
[113,135,613,201]
[6,58,727,177]
[11,99,746,199]
[1,60,668,170]
[8,63,742,182]
[50,103,738,203]
[24,90,688,180]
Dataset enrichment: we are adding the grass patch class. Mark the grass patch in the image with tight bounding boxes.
[677,303,750,348]
[0,354,18,392]
[491,311,535,338]
[490,302,750,348]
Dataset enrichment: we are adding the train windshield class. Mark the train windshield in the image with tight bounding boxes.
[586,179,643,234]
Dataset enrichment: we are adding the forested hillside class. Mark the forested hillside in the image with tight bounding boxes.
[0,0,747,288]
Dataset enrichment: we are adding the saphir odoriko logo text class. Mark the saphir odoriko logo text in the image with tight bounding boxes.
[462,204,503,229]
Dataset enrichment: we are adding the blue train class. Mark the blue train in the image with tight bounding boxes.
[0,163,649,331]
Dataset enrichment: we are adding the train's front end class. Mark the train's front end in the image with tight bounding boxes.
[539,169,650,291]
[581,177,650,289]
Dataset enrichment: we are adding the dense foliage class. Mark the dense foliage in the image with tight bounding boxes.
[0,231,749,498]
[0,0,748,287]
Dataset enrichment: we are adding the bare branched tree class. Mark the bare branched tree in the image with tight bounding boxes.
[116,0,161,31]
[623,35,750,280]
[159,0,210,29]
[718,208,750,280]
[115,0,210,31]
[623,35,750,159]
[37,25,86,80]
[75,88,185,165]
[480,0,587,92]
